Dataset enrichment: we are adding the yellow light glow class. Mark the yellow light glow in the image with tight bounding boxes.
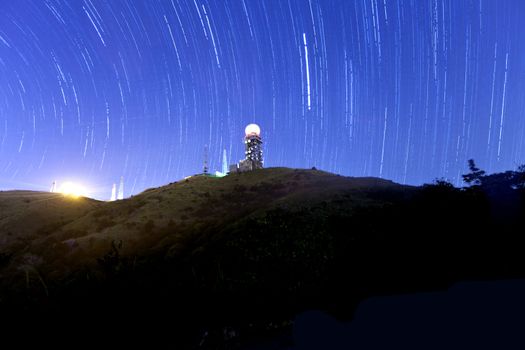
[59,182,87,198]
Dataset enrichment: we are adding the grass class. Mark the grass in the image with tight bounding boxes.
[0,167,410,306]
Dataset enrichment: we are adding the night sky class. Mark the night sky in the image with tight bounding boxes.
[0,0,524,199]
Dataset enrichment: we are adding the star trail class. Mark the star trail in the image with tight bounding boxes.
[0,0,524,199]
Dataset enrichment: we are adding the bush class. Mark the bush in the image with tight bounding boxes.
[97,240,128,276]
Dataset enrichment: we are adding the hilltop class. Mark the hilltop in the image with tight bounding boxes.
[0,167,523,347]
[0,168,406,281]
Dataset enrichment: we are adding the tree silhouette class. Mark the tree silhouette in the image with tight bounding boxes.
[462,159,486,186]
[429,178,455,189]
[517,165,525,189]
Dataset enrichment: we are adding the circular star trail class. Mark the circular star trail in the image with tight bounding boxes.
[0,0,524,199]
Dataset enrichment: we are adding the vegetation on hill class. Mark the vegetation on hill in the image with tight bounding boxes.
[0,165,524,347]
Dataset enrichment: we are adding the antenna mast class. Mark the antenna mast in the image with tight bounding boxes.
[203,144,209,175]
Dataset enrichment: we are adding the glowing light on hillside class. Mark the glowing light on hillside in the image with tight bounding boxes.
[59,182,87,198]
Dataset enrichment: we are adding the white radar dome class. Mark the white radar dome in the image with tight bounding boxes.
[245,123,261,137]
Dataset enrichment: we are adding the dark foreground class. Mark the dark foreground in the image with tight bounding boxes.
[0,167,524,348]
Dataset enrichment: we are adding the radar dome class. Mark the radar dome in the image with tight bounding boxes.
[245,123,261,137]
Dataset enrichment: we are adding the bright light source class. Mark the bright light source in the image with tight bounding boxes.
[245,123,261,137]
[59,182,87,198]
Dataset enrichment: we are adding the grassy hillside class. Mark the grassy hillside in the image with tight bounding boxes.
[0,191,100,278]
[0,168,407,281]
[0,167,523,347]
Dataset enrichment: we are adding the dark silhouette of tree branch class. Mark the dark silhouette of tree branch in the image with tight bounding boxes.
[462,159,486,186]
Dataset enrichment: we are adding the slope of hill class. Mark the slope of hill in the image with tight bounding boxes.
[0,168,408,280]
[0,191,100,278]
[0,167,523,347]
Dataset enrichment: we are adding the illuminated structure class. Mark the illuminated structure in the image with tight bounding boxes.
[203,144,209,175]
[229,123,263,173]
[110,183,117,201]
[222,149,228,174]
[215,149,228,177]
[117,177,124,200]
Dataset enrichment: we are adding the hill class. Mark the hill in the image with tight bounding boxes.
[0,168,406,281]
[0,167,523,347]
